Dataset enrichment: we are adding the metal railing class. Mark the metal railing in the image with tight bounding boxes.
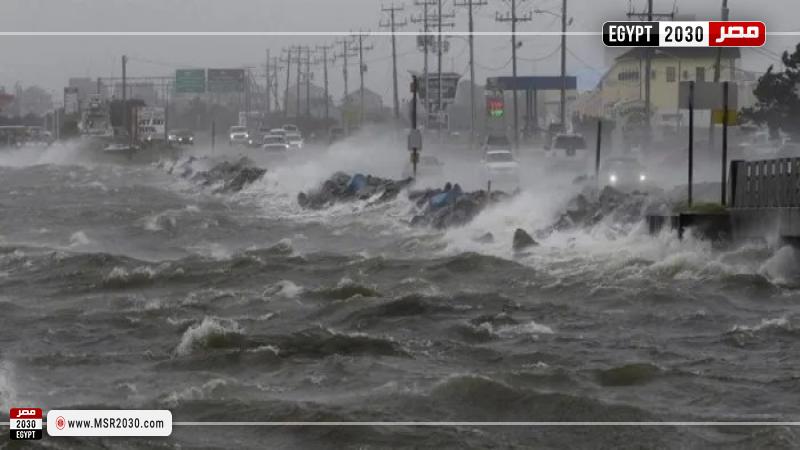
[730,158,800,208]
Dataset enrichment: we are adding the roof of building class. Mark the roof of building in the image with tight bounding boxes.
[616,47,741,60]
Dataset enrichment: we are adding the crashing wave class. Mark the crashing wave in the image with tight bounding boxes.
[175,317,246,356]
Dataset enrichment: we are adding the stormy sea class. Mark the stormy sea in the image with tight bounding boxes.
[1,133,800,449]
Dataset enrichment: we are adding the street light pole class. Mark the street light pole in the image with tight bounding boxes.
[560,0,567,127]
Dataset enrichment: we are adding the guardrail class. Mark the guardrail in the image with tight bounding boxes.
[730,158,800,208]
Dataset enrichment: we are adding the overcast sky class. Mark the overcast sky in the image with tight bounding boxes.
[0,0,797,104]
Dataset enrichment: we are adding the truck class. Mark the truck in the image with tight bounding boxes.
[136,106,166,146]
[78,94,113,138]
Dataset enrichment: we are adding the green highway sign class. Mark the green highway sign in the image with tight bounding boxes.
[207,69,245,93]
[175,69,206,93]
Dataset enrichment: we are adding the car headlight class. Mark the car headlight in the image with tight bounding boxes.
[230,134,234,139]
[639,174,646,182]
[609,174,617,183]
[189,137,193,141]
[248,139,253,145]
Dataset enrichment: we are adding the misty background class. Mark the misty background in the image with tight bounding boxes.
[0,0,797,107]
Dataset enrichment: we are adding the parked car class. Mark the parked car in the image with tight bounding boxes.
[228,126,249,146]
[282,124,299,134]
[262,134,289,151]
[482,134,512,153]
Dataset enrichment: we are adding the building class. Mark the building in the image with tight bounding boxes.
[578,47,742,126]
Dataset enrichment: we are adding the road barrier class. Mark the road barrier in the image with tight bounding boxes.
[730,158,800,208]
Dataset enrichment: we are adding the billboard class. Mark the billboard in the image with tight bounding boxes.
[207,69,245,93]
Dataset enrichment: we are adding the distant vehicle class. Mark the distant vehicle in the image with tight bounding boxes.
[168,129,194,145]
[600,157,648,190]
[229,126,249,146]
[0,126,28,148]
[403,155,444,179]
[329,126,345,144]
[24,126,53,147]
[262,134,289,151]
[547,133,588,159]
[79,94,113,138]
[270,128,287,137]
[482,134,511,152]
[544,123,566,149]
[282,124,299,133]
[482,149,520,190]
[286,133,304,149]
[103,128,137,155]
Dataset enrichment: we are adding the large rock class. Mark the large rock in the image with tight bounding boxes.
[298,172,413,210]
[410,185,512,230]
[161,156,266,193]
[512,228,537,251]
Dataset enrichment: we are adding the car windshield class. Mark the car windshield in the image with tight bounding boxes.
[421,156,441,166]
[486,135,510,147]
[287,134,301,140]
[605,158,643,171]
[554,135,587,150]
[263,136,285,144]
[172,130,191,136]
[230,126,246,133]
[486,152,514,163]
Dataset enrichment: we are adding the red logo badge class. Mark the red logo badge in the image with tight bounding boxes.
[709,21,766,47]
[10,408,42,419]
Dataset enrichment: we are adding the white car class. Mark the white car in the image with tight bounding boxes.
[482,149,520,190]
[286,133,304,149]
[600,157,648,190]
[262,134,289,152]
[229,126,249,146]
[547,133,588,159]
[282,124,299,134]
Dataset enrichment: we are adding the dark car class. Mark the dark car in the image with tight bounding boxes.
[168,129,194,145]
[600,157,648,190]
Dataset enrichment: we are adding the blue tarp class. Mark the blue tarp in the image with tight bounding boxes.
[347,174,367,193]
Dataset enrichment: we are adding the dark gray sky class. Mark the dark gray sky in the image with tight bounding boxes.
[0,0,797,103]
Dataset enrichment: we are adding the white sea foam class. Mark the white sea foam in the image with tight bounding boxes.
[175,317,243,357]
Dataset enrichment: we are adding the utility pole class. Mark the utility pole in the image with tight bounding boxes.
[560,0,567,128]
[411,0,436,128]
[496,1,531,149]
[455,0,487,149]
[711,0,730,149]
[295,46,302,120]
[281,48,292,119]
[436,0,455,136]
[336,37,359,133]
[380,3,408,120]
[627,1,674,136]
[265,49,271,116]
[121,55,128,142]
[305,47,312,118]
[316,45,334,123]
[355,31,374,126]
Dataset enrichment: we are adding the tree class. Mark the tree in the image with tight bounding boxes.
[741,43,800,139]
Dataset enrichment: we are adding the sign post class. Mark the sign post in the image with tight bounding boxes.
[721,81,729,206]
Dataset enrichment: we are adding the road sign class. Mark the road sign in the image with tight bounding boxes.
[175,69,205,94]
[679,81,738,110]
[207,69,245,93]
[712,109,738,125]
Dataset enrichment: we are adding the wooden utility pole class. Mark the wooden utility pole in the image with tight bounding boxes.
[121,55,128,142]
[627,1,674,135]
[281,48,292,118]
[304,47,312,118]
[295,46,302,119]
[496,1,531,148]
[380,3,407,120]
[455,0,487,148]
[411,0,436,128]
[355,31,374,126]
[265,49,271,116]
[315,44,334,123]
[560,0,567,127]
[336,37,359,133]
